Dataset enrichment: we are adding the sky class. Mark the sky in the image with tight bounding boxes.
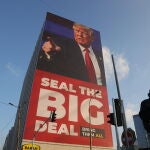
[0,0,150,149]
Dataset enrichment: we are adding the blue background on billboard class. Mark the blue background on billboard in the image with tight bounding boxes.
[44,19,102,51]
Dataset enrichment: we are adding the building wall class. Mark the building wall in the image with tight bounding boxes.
[3,12,113,150]
[3,26,45,150]
[22,140,114,150]
[133,114,149,149]
[3,127,15,150]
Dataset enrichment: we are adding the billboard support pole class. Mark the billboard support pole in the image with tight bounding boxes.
[111,54,129,148]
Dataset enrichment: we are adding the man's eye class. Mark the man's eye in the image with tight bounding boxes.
[75,30,79,33]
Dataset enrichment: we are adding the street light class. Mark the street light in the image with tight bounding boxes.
[89,91,99,150]
[8,102,18,108]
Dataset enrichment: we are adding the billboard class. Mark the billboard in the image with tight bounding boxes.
[22,12,113,147]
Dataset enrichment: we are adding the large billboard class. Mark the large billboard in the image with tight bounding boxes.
[22,12,113,148]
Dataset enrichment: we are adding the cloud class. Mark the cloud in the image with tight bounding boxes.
[102,46,129,81]
[115,54,129,80]
[5,62,20,77]
[102,47,113,80]
[109,104,113,112]
[125,102,138,127]
[126,106,137,122]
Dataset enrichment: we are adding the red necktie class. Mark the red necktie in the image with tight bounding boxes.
[84,48,97,83]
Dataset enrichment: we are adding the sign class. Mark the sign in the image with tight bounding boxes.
[22,144,40,150]
[121,128,136,146]
[23,71,112,147]
[22,12,113,147]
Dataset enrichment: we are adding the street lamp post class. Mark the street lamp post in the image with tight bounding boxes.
[89,99,92,150]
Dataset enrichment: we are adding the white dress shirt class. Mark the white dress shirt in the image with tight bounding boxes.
[78,44,102,85]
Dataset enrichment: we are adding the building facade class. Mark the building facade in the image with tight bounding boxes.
[133,114,150,149]
[3,12,113,150]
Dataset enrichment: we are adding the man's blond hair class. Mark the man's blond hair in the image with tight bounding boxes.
[73,23,94,37]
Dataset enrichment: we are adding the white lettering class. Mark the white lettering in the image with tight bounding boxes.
[36,88,66,119]
[35,121,78,136]
[36,88,104,125]
[69,95,78,122]
[80,98,104,125]
[59,82,69,91]
[34,120,47,132]
[41,78,76,93]
[70,125,78,136]
[41,78,50,87]
[57,124,69,135]
[50,79,59,89]
[48,122,57,133]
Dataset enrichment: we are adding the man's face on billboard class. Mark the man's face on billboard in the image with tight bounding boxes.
[73,26,93,48]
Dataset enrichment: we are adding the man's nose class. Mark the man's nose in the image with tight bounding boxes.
[77,31,84,36]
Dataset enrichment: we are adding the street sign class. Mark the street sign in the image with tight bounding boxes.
[22,144,40,150]
[121,128,136,146]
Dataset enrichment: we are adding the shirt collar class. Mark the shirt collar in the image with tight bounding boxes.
[78,44,92,52]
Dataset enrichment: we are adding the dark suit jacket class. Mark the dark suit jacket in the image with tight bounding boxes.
[36,34,106,86]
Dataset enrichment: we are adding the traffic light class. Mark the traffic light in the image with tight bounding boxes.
[51,110,57,122]
[107,113,115,125]
[114,99,123,126]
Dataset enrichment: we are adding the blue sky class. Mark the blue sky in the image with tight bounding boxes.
[1,0,150,148]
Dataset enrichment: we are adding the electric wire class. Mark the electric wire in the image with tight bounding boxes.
[0,115,15,133]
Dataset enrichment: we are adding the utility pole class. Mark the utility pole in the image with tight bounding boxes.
[111,54,129,148]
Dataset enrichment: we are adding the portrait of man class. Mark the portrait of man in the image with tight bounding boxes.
[36,23,106,86]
